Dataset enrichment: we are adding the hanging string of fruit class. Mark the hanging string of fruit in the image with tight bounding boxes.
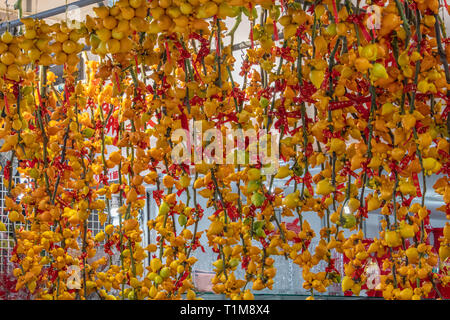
[0,0,448,300]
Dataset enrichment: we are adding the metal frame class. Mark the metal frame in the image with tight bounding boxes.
[0,0,104,32]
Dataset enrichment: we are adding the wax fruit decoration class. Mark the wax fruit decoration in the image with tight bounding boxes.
[0,0,448,302]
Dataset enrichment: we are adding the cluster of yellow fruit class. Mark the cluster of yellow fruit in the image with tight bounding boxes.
[0,0,449,301]
[0,30,27,81]
[0,20,86,82]
[87,1,146,56]
[148,0,242,35]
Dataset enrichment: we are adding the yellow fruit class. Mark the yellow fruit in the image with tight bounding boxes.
[418,207,428,220]
[399,182,416,196]
[405,247,419,263]
[0,63,6,76]
[120,37,133,52]
[105,224,114,235]
[439,246,450,261]
[212,259,224,270]
[24,29,37,40]
[196,1,218,19]
[1,31,13,44]
[342,276,354,292]
[106,39,121,54]
[1,52,15,65]
[7,64,21,80]
[336,22,347,36]
[352,283,361,296]
[247,168,261,181]
[0,42,8,54]
[398,52,409,67]
[341,66,353,78]
[62,40,78,54]
[111,29,124,40]
[310,69,325,89]
[93,6,110,19]
[391,148,405,162]
[316,179,334,196]
[284,24,298,40]
[423,15,436,28]
[94,231,105,242]
[97,29,112,42]
[156,15,172,31]
[8,43,20,56]
[367,194,381,211]
[130,0,143,8]
[278,15,292,28]
[399,288,413,300]
[121,6,135,20]
[385,230,402,247]
[54,52,68,65]
[55,32,69,43]
[150,258,162,272]
[180,2,193,15]
[148,21,161,34]
[186,289,196,300]
[283,191,300,209]
[69,29,83,42]
[401,113,417,131]
[48,40,62,53]
[355,57,372,73]
[19,39,34,51]
[15,53,30,66]
[329,138,346,154]
[360,44,378,61]
[422,157,438,171]
[103,16,118,30]
[275,165,291,179]
[252,279,264,291]
[27,48,41,61]
[77,210,90,221]
[34,39,49,53]
[167,7,181,19]
[0,221,6,231]
[399,223,415,238]
[371,63,388,80]
[174,16,189,28]
[314,4,325,17]
[149,285,157,298]
[8,211,20,222]
[132,17,149,32]
[347,198,360,213]
[444,223,450,240]
[67,53,80,66]
[208,220,224,236]
[109,151,122,164]
[116,20,130,33]
[180,175,191,188]
[243,289,254,300]
[381,103,395,115]
[12,119,23,130]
